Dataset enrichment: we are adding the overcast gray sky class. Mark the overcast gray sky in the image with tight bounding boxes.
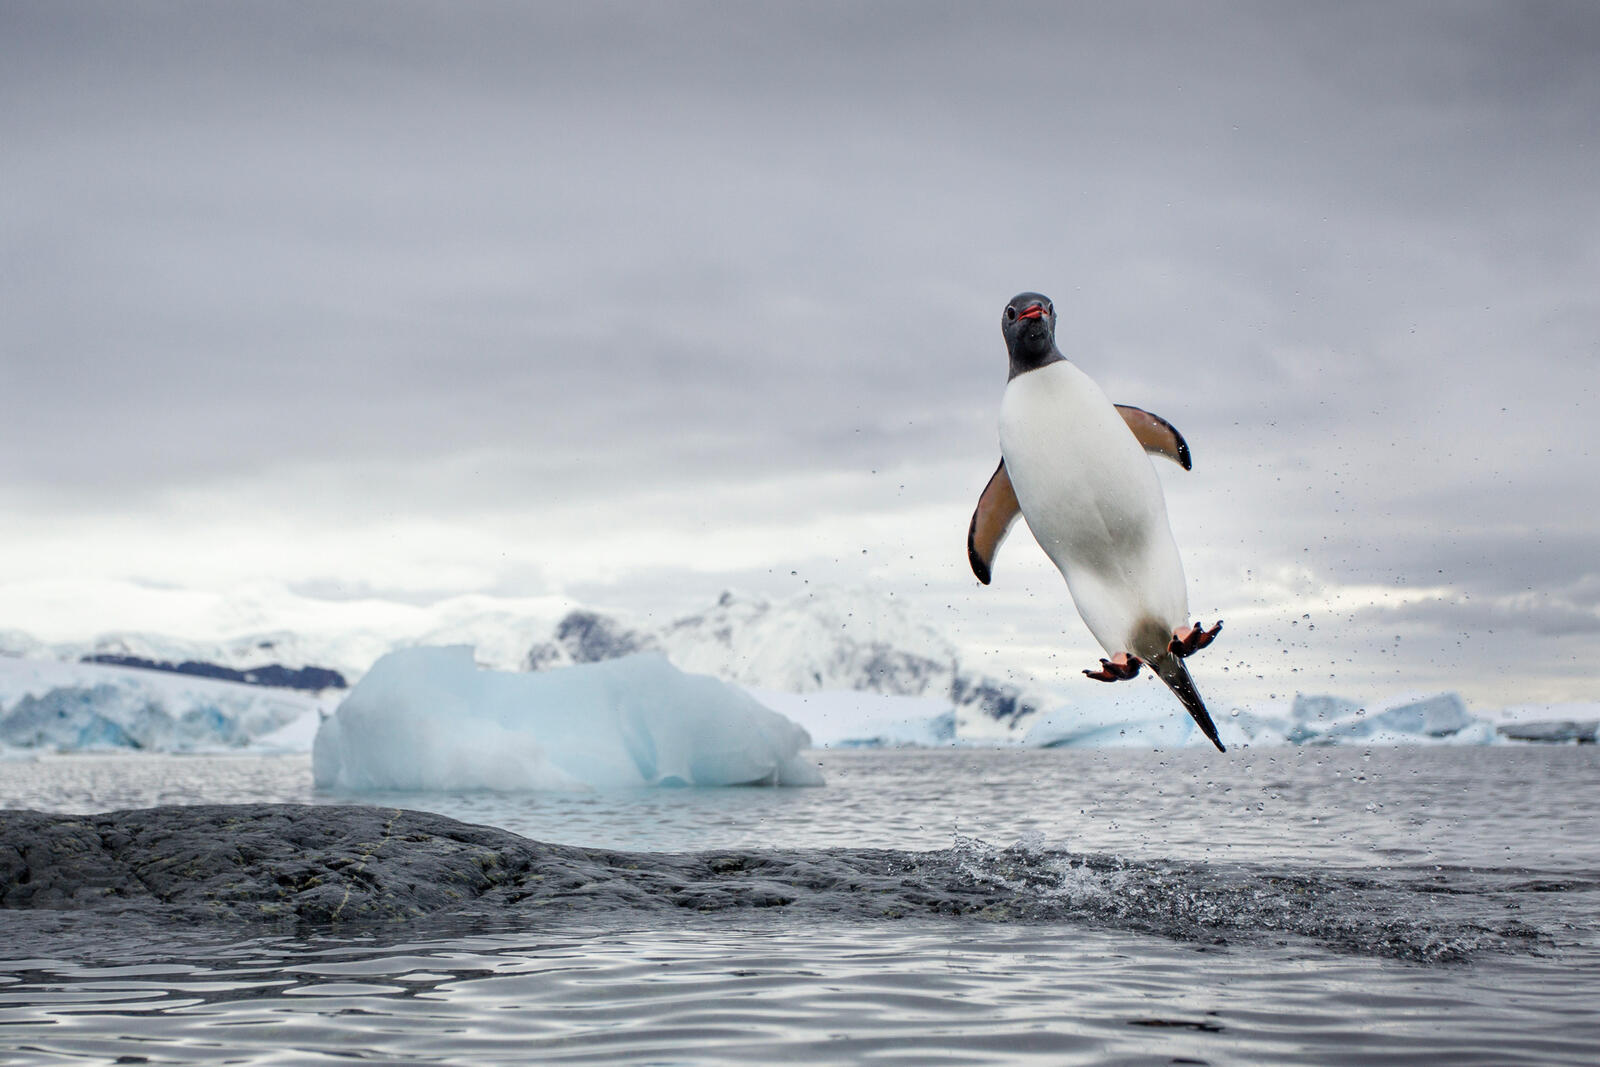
[3,1,1597,707]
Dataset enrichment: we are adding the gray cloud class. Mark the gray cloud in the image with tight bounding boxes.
[1358,594,1600,638]
[3,2,1598,699]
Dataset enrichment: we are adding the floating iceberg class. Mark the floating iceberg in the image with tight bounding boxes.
[0,655,322,752]
[1016,685,1506,749]
[312,647,823,791]
[1496,719,1599,743]
[1489,703,1600,744]
[1290,692,1497,745]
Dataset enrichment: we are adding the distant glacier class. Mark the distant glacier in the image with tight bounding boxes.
[0,655,329,756]
[2,588,1594,759]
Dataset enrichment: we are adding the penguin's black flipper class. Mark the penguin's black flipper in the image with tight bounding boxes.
[1116,405,1193,471]
[967,459,1021,585]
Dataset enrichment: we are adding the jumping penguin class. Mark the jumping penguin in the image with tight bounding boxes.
[967,292,1227,752]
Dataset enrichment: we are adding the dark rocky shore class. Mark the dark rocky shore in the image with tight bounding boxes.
[0,804,1553,961]
[0,804,898,924]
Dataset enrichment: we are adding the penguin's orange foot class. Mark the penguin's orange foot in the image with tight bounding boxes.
[1169,620,1223,658]
[1084,652,1143,682]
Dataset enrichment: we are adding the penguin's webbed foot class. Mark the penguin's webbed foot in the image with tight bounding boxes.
[1168,620,1223,659]
[1084,652,1143,682]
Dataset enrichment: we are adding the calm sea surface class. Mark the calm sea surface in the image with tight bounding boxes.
[2,746,1597,1064]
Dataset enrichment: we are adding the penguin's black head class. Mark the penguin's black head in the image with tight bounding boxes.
[1001,292,1060,376]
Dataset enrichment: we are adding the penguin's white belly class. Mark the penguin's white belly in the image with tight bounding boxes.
[999,361,1188,656]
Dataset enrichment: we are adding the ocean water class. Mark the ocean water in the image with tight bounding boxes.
[2,746,1597,1064]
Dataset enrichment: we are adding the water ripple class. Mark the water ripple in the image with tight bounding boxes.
[0,922,1596,1066]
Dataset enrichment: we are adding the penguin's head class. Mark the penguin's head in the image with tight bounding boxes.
[1001,292,1057,368]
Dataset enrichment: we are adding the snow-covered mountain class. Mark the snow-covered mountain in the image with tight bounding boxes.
[521,589,1052,738]
[3,588,1054,739]
[0,609,573,695]
[6,588,1591,754]
[1,629,358,689]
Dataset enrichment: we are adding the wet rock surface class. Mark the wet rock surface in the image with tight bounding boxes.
[0,804,1569,962]
[0,805,968,924]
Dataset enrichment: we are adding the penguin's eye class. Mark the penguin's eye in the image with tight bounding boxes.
[1045,303,1053,316]
[1005,306,1017,322]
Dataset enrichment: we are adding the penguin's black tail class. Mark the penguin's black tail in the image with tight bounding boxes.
[1151,654,1226,753]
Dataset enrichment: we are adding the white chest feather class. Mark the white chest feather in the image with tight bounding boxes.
[998,361,1187,650]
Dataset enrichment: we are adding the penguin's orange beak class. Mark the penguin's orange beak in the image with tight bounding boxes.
[1018,304,1046,321]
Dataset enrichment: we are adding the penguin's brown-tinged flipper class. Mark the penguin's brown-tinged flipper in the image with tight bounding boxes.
[1115,405,1193,471]
[967,459,1021,585]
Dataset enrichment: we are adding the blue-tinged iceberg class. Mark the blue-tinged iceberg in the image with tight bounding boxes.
[1296,692,1499,745]
[0,655,321,753]
[311,647,823,791]
[1017,685,1503,749]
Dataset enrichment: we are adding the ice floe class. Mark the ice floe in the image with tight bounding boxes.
[0,655,327,753]
[311,647,823,790]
